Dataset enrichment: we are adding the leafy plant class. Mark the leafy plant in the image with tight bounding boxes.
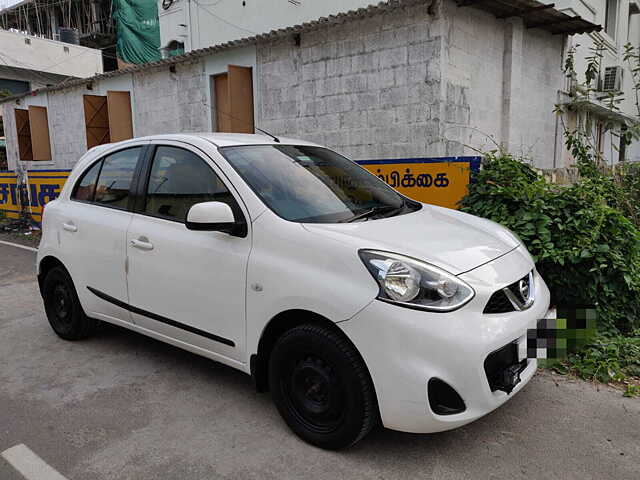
[461,151,640,334]
[554,332,640,391]
[624,384,640,398]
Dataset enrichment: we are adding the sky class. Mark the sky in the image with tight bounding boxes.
[0,0,21,9]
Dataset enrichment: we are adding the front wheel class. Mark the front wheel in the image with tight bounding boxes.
[268,324,378,449]
[42,266,96,340]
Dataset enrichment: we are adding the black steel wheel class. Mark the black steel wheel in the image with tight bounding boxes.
[269,323,378,449]
[42,266,96,340]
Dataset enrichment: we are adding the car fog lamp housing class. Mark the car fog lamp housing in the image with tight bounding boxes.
[359,250,475,312]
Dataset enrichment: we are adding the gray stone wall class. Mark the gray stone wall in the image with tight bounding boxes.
[1,88,87,172]
[47,88,88,169]
[257,0,565,165]
[256,1,450,160]
[133,60,209,137]
[1,103,18,171]
[445,2,565,167]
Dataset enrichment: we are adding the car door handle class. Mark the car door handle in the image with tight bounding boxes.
[130,238,154,251]
[62,222,77,232]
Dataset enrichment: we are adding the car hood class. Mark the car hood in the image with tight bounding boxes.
[302,204,520,275]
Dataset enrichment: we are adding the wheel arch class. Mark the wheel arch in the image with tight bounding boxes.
[37,255,67,294]
[251,309,374,397]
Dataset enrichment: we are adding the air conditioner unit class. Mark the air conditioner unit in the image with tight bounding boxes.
[599,66,623,92]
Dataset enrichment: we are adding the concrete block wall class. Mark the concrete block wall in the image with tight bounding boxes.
[133,60,209,137]
[446,2,565,167]
[515,27,565,168]
[0,90,81,172]
[445,3,504,155]
[47,89,88,169]
[256,1,451,160]
[1,102,19,170]
[257,0,566,165]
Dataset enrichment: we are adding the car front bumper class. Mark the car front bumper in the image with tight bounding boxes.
[339,246,551,433]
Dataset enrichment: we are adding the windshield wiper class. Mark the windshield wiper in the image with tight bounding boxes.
[344,204,403,223]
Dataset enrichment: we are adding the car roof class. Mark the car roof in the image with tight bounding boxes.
[134,132,322,148]
[76,133,324,175]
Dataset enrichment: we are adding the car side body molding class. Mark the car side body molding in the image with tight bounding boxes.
[86,286,236,347]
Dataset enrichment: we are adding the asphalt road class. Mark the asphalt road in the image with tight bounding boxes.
[1,242,639,480]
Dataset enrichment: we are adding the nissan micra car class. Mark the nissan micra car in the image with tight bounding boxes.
[38,133,550,449]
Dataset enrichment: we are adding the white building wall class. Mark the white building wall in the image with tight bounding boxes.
[514,28,566,168]
[446,5,504,155]
[557,0,640,164]
[158,0,383,52]
[0,29,103,78]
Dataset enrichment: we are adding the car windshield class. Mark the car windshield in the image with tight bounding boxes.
[219,145,420,223]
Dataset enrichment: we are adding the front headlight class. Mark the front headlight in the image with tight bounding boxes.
[359,250,475,312]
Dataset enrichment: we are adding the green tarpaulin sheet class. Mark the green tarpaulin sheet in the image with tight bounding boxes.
[113,0,161,65]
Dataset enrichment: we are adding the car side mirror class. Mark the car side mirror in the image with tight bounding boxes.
[186,201,246,236]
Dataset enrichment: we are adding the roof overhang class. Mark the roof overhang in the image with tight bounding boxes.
[456,0,602,35]
[565,98,639,125]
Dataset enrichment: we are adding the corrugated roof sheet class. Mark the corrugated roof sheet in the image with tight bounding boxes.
[456,0,602,35]
[0,0,600,104]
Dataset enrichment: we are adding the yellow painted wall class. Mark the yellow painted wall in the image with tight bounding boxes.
[0,170,70,222]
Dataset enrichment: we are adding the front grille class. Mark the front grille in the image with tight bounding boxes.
[483,271,533,314]
[484,290,514,314]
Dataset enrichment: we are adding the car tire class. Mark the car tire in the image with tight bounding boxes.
[268,323,378,450]
[42,266,96,340]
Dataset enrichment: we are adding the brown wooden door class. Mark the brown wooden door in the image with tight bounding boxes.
[228,65,254,133]
[213,66,254,133]
[107,91,133,142]
[214,73,232,133]
[83,95,111,149]
[14,108,33,161]
[28,106,52,161]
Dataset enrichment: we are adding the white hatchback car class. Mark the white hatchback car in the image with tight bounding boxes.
[38,133,550,449]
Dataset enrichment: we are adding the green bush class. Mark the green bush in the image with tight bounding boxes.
[553,332,640,393]
[614,162,640,227]
[461,152,640,334]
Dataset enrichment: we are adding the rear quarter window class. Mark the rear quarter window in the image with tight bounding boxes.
[70,147,142,208]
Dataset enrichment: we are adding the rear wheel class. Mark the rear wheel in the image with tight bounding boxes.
[268,323,378,449]
[42,266,96,340]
